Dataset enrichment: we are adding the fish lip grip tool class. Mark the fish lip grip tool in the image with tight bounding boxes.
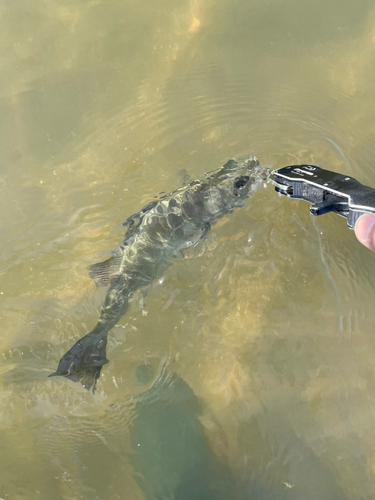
[272,165,375,229]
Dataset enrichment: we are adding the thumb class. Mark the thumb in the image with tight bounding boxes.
[354,214,375,253]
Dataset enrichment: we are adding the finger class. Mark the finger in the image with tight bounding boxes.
[354,214,375,252]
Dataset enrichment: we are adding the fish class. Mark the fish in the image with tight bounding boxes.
[49,157,269,392]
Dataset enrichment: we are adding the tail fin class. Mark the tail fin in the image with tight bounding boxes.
[49,330,109,393]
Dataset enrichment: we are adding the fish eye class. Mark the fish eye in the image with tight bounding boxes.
[234,176,249,189]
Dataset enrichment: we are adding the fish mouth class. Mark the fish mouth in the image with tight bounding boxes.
[234,156,270,180]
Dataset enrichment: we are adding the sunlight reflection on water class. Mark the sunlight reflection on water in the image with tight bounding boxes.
[2,0,375,498]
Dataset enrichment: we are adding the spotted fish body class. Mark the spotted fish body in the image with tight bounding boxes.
[50,157,268,391]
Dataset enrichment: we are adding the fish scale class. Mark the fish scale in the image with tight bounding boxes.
[50,157,269,392]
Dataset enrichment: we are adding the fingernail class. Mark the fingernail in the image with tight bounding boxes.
[354,214,375,249]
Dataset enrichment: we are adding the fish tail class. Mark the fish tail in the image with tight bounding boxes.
[49,325,109,393]
[50,277,132,392]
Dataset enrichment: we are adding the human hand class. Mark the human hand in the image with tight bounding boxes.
[354,214,375,253]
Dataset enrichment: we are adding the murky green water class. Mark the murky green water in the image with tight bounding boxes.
[2,0,375,498]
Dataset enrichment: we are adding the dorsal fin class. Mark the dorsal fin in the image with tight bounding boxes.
[122,200,159,244]
[88,254,123,287]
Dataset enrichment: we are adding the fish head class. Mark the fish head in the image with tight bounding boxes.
[206,156,269,202]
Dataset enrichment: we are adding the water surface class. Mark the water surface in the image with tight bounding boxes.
[2,0,375,498]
